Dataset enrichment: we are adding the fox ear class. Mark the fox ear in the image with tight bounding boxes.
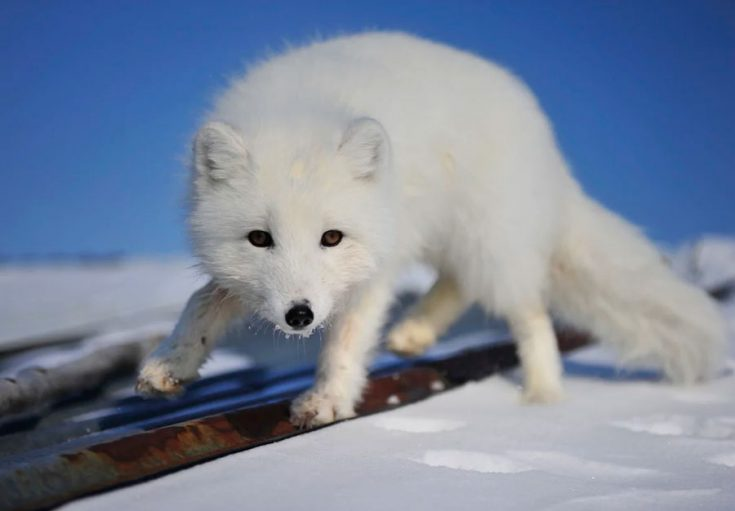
[194,121,250,181]
[338,117,390,179]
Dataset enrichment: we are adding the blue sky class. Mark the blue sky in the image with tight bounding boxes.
[1,1,733,257]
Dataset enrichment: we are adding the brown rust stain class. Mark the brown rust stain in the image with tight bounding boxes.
[226,401,293,439]
[358,368,442,413]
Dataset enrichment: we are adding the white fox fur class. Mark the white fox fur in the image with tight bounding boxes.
[137,32,726,426]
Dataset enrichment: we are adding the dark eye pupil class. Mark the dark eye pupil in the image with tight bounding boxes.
[248,230,273,247]
[321,230,343,247]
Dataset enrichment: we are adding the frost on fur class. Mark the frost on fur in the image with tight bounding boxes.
[138,32,726,421]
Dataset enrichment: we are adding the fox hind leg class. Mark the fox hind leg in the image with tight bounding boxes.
[387,273,466,356]
[506,306,564,403]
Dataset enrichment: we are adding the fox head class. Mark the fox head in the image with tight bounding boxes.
[188,117,396,335]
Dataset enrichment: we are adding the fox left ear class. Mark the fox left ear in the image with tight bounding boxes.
[193,121,250,182]
[338,117,390,179]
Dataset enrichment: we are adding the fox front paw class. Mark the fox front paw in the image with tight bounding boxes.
[290,389,356,428]
[386,318,437,357]
[136,359,196,398]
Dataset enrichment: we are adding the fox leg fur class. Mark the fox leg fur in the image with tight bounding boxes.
[137,280,243,397]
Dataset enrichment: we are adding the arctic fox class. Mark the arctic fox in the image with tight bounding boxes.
[137,32,725,427]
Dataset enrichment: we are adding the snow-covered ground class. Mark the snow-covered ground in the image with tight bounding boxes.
[64,351,735,511]
[0,258,203,351]
[1,237,734,510]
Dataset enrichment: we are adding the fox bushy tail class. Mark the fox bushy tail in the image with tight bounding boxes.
[549,195,726,383]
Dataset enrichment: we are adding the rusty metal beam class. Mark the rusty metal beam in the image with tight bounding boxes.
[0,331,589,511]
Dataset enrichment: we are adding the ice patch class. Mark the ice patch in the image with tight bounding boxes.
[707,452,735,468]
[371,417,465,433]
[612,415,735,439]
[416,450,532,474]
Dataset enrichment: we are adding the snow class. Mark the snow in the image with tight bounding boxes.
[198,349,253,377]
[417,450,534,474]
[611,414,735,439]
[670,236,735,292]
[708,452,735,468]
[2,237,734,510]
[372,417,465,433]
[0,258,203,350]
[61,359,735,511]
[0,256,437,354]
[0,322,175,378]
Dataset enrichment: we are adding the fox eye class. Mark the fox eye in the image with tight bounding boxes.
[321,230,343,247]
[248,230,274,248]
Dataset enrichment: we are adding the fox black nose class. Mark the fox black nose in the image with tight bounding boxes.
[285,303,314,329]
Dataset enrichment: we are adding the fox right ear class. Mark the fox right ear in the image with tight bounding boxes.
[193,122,250,181]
